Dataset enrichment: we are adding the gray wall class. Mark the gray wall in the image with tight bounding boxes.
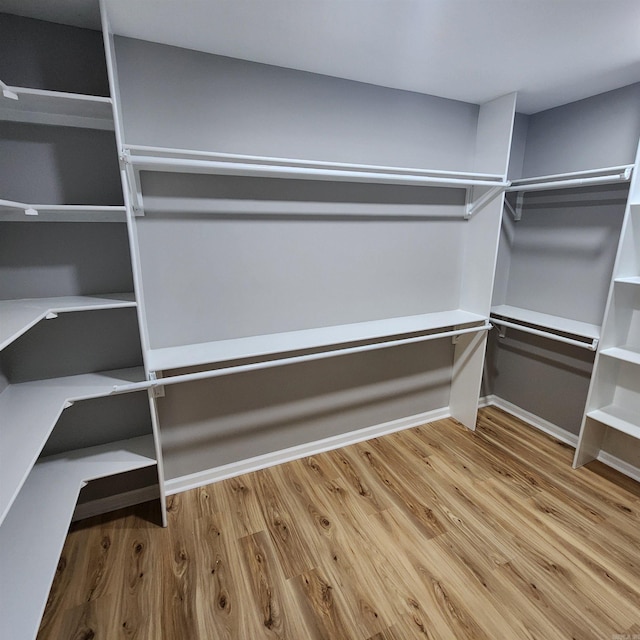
[0,222,134,299]
[0,13,109,95]
[114,36,480,171]
[522,83,640,177]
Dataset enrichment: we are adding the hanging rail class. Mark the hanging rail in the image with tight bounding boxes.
[0,199,126,217]
[490,318,598,351]
[507,165,633,193]
[111,323,492,395]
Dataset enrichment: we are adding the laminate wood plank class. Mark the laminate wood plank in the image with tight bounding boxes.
[37,408,640,639]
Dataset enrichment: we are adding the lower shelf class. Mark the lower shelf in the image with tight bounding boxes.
[0,366,146,526]
[587,405,640,439]
[0,435,157,640]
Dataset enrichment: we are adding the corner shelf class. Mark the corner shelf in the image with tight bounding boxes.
[0,293,136,351]
[0,435,156,640]
[490,305,600,349]
[587,406,640,440]
[0,84,114,130]
[0,366,146,526]
[147,309,487,373]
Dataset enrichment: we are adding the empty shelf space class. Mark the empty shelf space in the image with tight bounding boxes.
[0,85,113,129]
[0,366,146,525]
[490,305,600,341]
[0,294,136,351]
[587,406,640,440]
[0,435,156,640]
[123,144,507,188]
[600,346,640,366]
[148,309,487,372]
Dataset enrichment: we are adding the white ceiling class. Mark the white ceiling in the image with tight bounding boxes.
[3,0,640,114]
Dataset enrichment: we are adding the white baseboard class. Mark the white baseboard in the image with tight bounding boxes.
[480,394,578,446]
[165,406,451,496]
[72,485,160,522]
[482,395,640,483]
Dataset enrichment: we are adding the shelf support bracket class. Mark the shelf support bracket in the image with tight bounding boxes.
[0,79,18,101]
[121,150,145,216]
[504,192,524,221]
[45,312,58,320]
[149,371,165,398]
[465,184,507,219]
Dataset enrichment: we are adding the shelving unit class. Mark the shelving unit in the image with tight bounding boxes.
[0,13,165,640]
[0,435,156,640]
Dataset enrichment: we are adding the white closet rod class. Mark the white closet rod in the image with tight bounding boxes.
[124,155,506,188]
[111,323,491,395]
[491,318,598,351]
[124,144,504,181]
[0,199,126,216]
[507,167,633,193]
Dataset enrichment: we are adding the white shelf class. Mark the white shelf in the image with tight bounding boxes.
[0,435,156,640]
[148,309,487,372]
[0,200,126,222]
[0,85,114,130]
[600,346,640,366]
[0,293,136,351]
[123,144,507,189]
[587,406,640,440]
[0,367,146,526]
[615,276,640,286]
[490,305,601,340]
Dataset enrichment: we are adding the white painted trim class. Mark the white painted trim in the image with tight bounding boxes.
[165,406,450,495]
[72,485,159,522]
[596,451,640,483]
[481,395,578,447]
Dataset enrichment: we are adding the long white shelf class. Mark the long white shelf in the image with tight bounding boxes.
[0,200,126,221]
[0,84,114,130]
[123,144,507,189]
[0,435,156,640]
[615,276,640,286]
[490,305,601,341]
[147,309,486,372]
[0,367,146,526]
[600,346,640,366]
[0,293,136,351]
[587,405,640,440]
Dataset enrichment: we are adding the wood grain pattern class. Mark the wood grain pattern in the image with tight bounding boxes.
[38,407,640,639]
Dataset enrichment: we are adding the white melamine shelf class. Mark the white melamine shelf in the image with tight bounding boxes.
[600,346,640,366]
[0,85,114,130]
[615,276,640,286]
[0,435,156,640]
[0,293,136,351]
[123,144,507,188]
[0,200,126,221]
[0,366,145,526]
[147,310,486,372]
[490,305,601,341]
[587,406,640,440]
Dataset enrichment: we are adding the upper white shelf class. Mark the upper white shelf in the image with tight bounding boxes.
[491,305,600,341]
[507,165,633,193]
[147,309,486,372]
[0,434,156,640]
[0,83,114,130]
[0,366,145,527]
[123,144,507,189]
[0,293,136,351]
[0,199,126,221]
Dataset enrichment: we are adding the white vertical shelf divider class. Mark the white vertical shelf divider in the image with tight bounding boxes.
[100,0,167,526]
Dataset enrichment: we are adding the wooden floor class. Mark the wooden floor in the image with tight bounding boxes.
[38,407,640,639]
